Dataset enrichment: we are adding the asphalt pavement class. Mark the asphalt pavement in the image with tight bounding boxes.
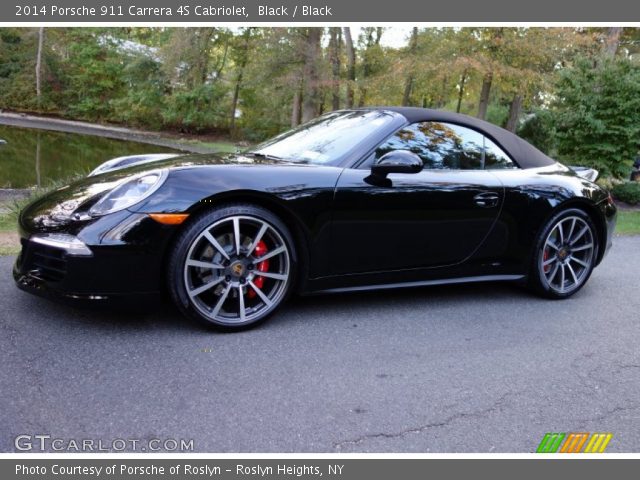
[2,236,640,452]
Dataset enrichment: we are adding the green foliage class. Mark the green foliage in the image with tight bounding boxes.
[517,109,556,154]
[0,26,636,151]
[553,57,640,178]
[161,84,228,133]
[611,181,640,205]
[486,103,509,128]
[63,30,127,120]
[0,28,40,111]
[110,55,167,129]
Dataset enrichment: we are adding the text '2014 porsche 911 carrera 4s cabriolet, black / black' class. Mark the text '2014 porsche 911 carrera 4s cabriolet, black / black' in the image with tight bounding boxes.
[14,108,617,330]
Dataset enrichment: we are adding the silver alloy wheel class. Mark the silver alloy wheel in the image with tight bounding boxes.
[540,215,595,294]
[183,215,290,325]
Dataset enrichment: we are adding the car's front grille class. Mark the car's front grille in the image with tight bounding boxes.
[20,239,68,282]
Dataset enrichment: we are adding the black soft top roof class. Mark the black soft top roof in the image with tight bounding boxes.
[364,107,555,169]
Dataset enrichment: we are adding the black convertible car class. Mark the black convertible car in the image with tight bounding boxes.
[14,108,616,330]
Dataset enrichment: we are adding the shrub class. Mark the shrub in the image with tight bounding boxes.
[161,84,228,133]
[517,109,556,155]
[611,181,640,205]
[553,57,640,178]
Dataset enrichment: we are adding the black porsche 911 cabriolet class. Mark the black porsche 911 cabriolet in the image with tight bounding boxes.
[14,108,617,330]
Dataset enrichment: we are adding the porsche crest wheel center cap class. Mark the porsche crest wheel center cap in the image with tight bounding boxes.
[557,247,569,261]
[230,261,246,277]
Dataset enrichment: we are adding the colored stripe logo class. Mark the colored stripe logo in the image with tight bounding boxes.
[537,432,612,453]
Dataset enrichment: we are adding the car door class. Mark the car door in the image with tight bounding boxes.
[330,121,505,275]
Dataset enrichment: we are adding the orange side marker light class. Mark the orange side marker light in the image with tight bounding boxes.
[148,213,190,225]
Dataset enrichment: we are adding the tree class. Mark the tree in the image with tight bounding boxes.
[402,27,419,106]
[603,27,623,58]
[476,28,504,119]
[160,28,217,88]
[0,26,630,147]
[35,27,44,108]
[229,28,253,133]
[358,27,383,106]
[343,27,356,108]
[455,69,468,113]
[301,28,322,122]
[291,82,302,127]
[505,94,523,132]
[328,27,341,111]
[553,57,640,178]
[477,72,492,119]
[62,29,128,120]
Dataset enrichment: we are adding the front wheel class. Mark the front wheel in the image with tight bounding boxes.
[529,208,598,299]
[168,204,295,330]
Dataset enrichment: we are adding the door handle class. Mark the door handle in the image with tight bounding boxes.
[474,192,500,208]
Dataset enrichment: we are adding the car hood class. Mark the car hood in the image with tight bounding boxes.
[18,153,282,232]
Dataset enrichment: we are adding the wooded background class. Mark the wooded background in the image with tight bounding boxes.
[1,27,639,177]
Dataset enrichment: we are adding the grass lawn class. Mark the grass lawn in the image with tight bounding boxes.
[179,139,239,153]
[0,211,16,231]
[0,210,19,256]
[617,210,640,235]
[0,246,18,256]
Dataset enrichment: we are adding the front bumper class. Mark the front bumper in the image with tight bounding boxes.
[13,212,177,303]
[600,197,617,263]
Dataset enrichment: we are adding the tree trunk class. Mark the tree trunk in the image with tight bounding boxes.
[291,79,302,128]
[456,69,467,113]
[358,30,373,107]
[230,72,243,133]
[375,27,383,45]
[301,28,322,123]
[195,28,216,87]
[477,71,492,119]
[35,27,44,108]
[329,27,341,111]
[402,27,419,106]
[214,36,230,81]
[230,29,252,133]
[318,92,326,116]
[437,75,449,108]
[402,79,414,107]
[343,27,356,108]
[603,27,623,58]
[505,94,523,132]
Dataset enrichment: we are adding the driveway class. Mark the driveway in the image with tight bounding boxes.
[1,236,639,452]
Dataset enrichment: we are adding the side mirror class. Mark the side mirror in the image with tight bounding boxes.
[371,150,423,177]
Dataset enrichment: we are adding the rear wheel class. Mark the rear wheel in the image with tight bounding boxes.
[529,208,598,299]
[168,204,295,330]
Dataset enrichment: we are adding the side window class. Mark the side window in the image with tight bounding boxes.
[374,122,485,170]
[484,137,517,169]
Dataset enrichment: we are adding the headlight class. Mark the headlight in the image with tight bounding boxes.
[89,170,167,216]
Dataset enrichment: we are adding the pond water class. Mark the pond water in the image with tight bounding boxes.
[0,125,183,189]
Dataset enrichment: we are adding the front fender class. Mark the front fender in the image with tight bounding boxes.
[131,164,343,279]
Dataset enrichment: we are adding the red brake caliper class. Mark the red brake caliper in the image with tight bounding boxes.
[247,240,269,299]
[543,248,550,273]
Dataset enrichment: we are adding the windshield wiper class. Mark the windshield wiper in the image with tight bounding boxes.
[244,152,284,162]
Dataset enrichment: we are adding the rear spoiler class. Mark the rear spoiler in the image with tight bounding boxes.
[569,166,599,182]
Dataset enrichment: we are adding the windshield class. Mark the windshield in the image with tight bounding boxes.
[249,110,401,166]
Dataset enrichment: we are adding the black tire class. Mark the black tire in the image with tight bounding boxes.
[167,204,296,331]
[528,208,598,299]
